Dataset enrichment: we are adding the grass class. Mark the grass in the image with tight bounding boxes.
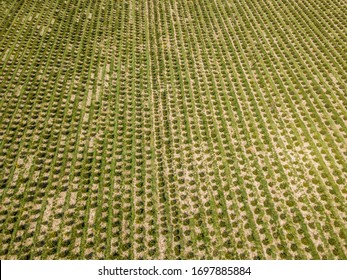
[0,0,346,259]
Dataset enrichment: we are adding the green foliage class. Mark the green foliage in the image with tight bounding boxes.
[0,0,346,261]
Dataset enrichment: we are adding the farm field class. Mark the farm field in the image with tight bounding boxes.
[0,0,346,260]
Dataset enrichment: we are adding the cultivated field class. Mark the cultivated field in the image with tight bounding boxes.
[0,0,346,259]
